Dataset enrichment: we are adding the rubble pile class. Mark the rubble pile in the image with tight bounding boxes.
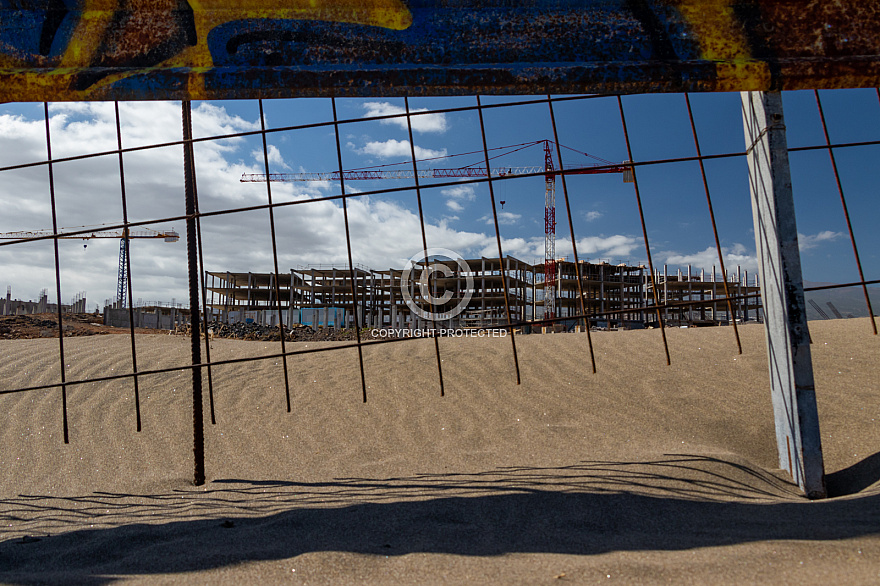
[0,314,104,339]
[175,321,363,342]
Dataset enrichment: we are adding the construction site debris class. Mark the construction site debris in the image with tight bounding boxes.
[175,321,362,342]
[0,314,109,339]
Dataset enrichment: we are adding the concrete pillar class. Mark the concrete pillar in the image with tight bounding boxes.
[663,265,669,322]
[369,271,375,328]
[736,265,742,322]
[288,269,295,327]
[712,266,717,322]
[700,268,706,321]
[310,270,316,306]
[247,272,253,309]
[742,90,825,499]
[686,265,693,323]
[639,267,645,325]
[268,272,275,316]
[481,257,486,318]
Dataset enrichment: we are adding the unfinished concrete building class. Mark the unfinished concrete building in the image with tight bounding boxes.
[539,260,647,329]
[646,265,762,326]
[206,257,534,329]
[205,270,305,327]
[1,287,86,316]
[205,258,761,331]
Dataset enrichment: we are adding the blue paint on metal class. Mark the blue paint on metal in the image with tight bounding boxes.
[204,2,701,70]
[0,0,76,60]
[1,0,879,100]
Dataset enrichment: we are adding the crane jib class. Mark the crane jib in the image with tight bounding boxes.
[242,164,629,183]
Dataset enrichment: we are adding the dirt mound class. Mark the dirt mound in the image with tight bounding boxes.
[0,313,115,339]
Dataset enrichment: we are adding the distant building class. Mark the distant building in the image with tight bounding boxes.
[205,258,761,331]
[1,287,86,316]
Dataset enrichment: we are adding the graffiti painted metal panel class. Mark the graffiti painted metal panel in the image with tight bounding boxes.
[1,1,879,101]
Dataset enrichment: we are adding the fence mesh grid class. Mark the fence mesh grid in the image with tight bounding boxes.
[0,92,877,465]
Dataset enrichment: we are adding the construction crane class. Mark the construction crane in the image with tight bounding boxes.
[0,226,179,308]
[241,139,631,321]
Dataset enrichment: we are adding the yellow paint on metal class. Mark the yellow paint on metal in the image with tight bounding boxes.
[179,0,412,66]
[77,0,413,98]
[673,0,770,91]
[58,1,118,69]
[4,0,412,101]
[2,1,878,100]
[172,0,411,98]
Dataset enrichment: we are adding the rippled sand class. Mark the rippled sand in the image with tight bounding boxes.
[1,318,878,584]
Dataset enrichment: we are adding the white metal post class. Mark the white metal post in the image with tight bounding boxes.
[741,91,826,499]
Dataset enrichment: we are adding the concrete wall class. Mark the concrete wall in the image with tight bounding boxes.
[103,307,184,330]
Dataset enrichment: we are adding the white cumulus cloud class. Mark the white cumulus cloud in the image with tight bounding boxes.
[251,144,290,170]
[798,230,841,251]
[363,102,448,133]
[665,243,758,273]
[482,211,522,226]
[442,184,476,213]
[441,185,476,201]
[359,139,447,160]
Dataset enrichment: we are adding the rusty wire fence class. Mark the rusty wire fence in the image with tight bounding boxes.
[0,91,877,484]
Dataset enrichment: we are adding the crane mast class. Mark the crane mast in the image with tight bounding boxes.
[117,229,130,308]
[543,141,557,321]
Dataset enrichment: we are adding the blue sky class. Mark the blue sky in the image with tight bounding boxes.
[0,90,877,308]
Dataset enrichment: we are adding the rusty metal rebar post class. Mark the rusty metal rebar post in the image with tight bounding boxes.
[331,98,368,402]
[547,96,597,373]
[182,100,205,486]
[617,96,671,365]
[684,94,743,353]
[258,99,294,410]
[43,102,70,444]
[405,97,445,396]
[815,90,876,335]
[476,95,521,384]
[114,102,145,430]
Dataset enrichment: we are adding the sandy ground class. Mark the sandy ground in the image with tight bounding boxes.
[0,317,878,584]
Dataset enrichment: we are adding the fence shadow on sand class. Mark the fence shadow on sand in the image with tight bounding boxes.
[2,453,879,584]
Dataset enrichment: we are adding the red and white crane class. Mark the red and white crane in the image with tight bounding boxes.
[241,140,630,321]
